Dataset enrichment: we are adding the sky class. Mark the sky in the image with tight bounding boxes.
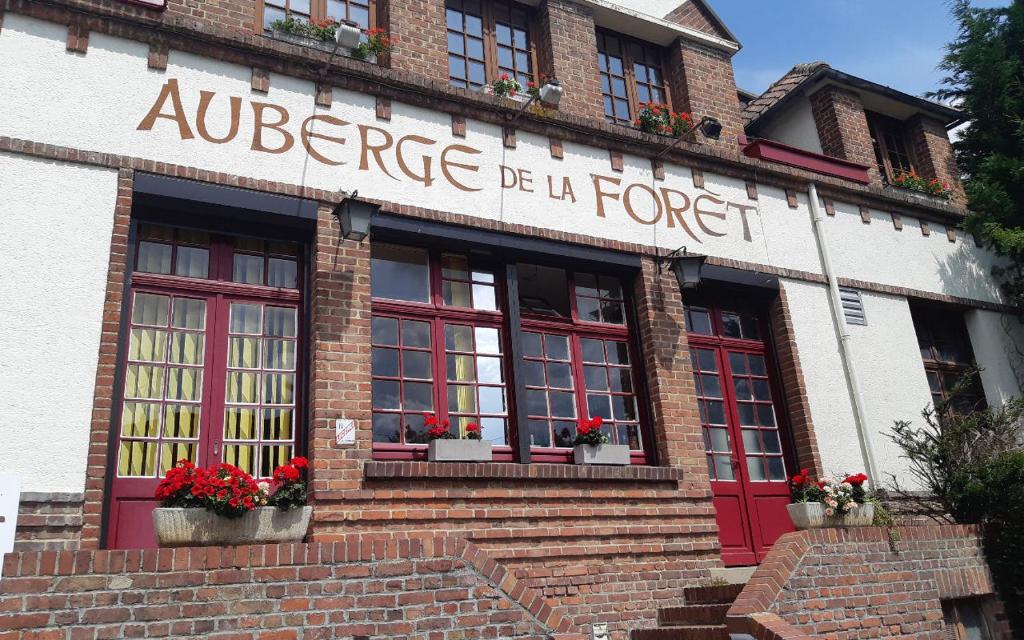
[610,1,1007,99]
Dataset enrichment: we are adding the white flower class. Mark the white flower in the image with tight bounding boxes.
[825,508,835,517]
[257,481,270,495]
[849,502,858,510]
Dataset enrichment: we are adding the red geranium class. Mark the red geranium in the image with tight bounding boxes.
[465,422,482,441]
[574,416,608,446]
[842,473,868,486]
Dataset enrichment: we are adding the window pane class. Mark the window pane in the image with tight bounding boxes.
[133,293,169,327]
[175,247,209,279]
[371,244,430,303]
[172,298,206,330]
[403,320,431,348]
[372,347,400,377]
[138,242,172,274]
[233,254,264,285]
[519,264,570,317]
[229,337,260,369]
[372,413,401,443]
[267,258,298,288]
[403,351,432,380]
[372,317,399,346]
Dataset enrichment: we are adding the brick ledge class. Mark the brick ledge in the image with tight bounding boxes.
[364,461,683,482]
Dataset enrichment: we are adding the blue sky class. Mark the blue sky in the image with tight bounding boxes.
[707,0,1007,98]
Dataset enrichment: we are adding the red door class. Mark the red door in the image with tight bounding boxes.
[105,225,302,549]
[685,301,794,566]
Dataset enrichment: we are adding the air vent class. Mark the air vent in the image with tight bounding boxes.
[840,288,866,325]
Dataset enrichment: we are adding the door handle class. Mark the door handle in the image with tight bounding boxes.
[213,442,221,458]
[730,455,740,467]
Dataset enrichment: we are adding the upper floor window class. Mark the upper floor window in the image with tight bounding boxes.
[942,598,993,640]
[446,0,536,90]
[867,111,915,183]
[369,243,648,463]
[261,0,375,34]
[597,30,669,125]
[911,307,984,412]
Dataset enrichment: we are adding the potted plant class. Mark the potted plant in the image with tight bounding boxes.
[635,103,696,138]
[152,457,312,547]
[489,73,528,103]
[572,416,629,465]
[786,470,874,529]
[351,27,394,64]
[268,16,339,53]
[889,170,952,200]
[425,413,493,462]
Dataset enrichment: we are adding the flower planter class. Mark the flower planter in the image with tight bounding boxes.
[786,502,874,530]
[152,506,312,547]
[573,444,630,466]
[270,29,336,54]
[427,439,493,462]
[352,52,378,64]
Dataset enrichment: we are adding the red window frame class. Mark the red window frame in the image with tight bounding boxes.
[369,245,652,464]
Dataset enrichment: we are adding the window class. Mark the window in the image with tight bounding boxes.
[867,111,915,183]
[446,0,536,90]
[597,30,669,125]
[942,599,993,640]
[911,307,985,412]
[261,0,375,34]
[369,243,648,462]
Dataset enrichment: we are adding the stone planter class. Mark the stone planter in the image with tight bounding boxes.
[889,185,950,206]
[352,52,378,64]
[573,444,630,466]
[153,506,312,547]
[270,29,336,54]
[787,502,874,530]
[427,439,493,462]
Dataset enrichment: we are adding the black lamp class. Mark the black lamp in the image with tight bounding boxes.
[659,246,706,290]
[331,190,378,241]
[696,116,723,140]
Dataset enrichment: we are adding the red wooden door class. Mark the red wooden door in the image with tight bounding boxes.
[685,302,794,566]
[105,225,302,549]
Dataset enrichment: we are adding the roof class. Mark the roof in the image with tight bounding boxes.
[742,62,965,130]
[662,0,740,46]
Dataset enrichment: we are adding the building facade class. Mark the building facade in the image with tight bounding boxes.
[0,0,1017,637]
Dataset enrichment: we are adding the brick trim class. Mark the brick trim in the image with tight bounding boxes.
[14,492,85,552]
[364,461,683,482]
[4,0,970,223]
[80,169,134,550]
[0,134,1012,315]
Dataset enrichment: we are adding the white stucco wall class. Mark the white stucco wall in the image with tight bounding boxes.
[757,94,824,155]
[967,310,1024,406]
[0,153,118,493]
[783,280,935,488]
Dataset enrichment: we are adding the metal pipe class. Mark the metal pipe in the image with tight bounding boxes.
[807,182,881,483]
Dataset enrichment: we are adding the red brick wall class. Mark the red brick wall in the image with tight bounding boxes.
[728,525,1013,640]
[667,39,744,150]
[385,0,449,81]
[663,1,726,39]
[12,493,84,552]
[535,0,605,122]
[909,114,966,205]
[0,537,557,639]
[809,86,879,183]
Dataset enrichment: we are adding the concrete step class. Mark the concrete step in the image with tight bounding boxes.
[630,625,730,640]
[658,603,731,626]
[682,583,745,605]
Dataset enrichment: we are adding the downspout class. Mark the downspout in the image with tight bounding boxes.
[807,182,880,483]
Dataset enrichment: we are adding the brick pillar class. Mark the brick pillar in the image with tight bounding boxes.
[535,0,605,121]
[908,114,966,205]
[633,257,712,498]
[666,38,744,150]
[809,85,880,183]
[385,0,449,82]
[308,207,373,517]
[769,284,823,477]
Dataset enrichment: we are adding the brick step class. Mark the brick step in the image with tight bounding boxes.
[682,583,745,604]
[630,625,730,640]
[658,603,731,626]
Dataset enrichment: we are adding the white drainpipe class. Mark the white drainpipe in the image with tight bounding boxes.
[807,182,880,483]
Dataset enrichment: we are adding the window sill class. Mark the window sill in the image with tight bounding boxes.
[363,460,681,483]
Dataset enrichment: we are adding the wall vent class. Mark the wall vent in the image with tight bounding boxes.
[839,288,867,325]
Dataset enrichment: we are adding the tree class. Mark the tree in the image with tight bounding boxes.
[932,1,1024,308]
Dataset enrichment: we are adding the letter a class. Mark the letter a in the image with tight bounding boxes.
[137,79,195,140]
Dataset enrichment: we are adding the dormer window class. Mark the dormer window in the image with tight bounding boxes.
[866,111,915,183]
[596,30,670,125]
[446,0,536,90]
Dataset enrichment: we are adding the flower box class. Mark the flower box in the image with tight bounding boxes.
[427,439,493,462]
[270,29,336,54]
[153,506,312,547]
[573,444,630,466]
[786,502,874,530]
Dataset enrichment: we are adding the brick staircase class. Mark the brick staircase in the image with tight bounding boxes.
[630,583,745,640]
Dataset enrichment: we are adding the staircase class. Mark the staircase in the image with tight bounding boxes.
[630,583,745,640]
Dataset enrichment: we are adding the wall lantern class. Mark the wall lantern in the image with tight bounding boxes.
[334,20,362,50]
[331,190,378,242]
[658,246,707,290]
[696,116,723,141]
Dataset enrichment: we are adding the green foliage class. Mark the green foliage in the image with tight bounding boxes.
[269,16,337,43]
[888,370,1024,634]
[266,480,307,511]
[932,1,1024,308]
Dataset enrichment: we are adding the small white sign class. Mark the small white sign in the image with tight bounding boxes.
[0,475,21,577]
[335,418,356,446]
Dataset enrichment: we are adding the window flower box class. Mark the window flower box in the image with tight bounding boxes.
[786,501,874,529]
[427,439,493,462]
[153,505,313,547]
[573,443,630,465]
